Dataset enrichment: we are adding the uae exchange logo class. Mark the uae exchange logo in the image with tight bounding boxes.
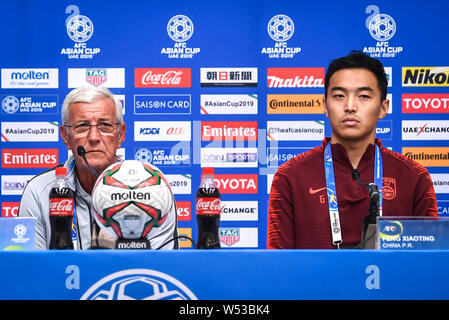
[167,15,194,42]
[367,13,396,42]
[66,15,94,42]
[80,269,197,300]
[267,14,294,42]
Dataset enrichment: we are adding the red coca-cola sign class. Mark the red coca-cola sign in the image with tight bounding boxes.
[196,198,221,215]
[134,68,191,88]
[49,198,74,216]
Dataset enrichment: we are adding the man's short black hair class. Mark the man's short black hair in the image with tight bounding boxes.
[324,50,388,101]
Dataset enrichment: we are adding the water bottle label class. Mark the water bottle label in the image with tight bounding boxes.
[49,198,74,216]
[196,198,221,215]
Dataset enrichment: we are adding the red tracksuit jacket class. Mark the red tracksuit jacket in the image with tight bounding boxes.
[267,138,438,249]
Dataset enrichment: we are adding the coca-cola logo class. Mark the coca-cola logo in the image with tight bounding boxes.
[196,198,221,212]
[49,199,73,215]
[142,70,183,85]
[135,68,191,88]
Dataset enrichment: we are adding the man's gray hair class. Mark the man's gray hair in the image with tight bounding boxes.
[61,86,123,126]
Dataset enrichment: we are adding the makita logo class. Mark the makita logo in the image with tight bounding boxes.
[267,68,325,88]
[402,67,449,86]
[111,190,150,201]
[11,71,49,80]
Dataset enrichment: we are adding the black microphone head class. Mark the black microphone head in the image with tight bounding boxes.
[77,146,86,157]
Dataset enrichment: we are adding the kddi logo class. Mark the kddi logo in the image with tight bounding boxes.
[61,5,101,59]
[261,14,301,59]
[363,5,403,58]
[161,15,200,59]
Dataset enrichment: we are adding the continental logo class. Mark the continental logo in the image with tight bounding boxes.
[402,147,449,166]
[402,67,449,87]
[267,94,324,114]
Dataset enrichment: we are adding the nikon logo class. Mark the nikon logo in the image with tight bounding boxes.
[111,190,150,201]
[402,67,449,87]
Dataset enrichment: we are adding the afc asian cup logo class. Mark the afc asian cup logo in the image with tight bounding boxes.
[2,96,19,114]
[368,13,396,41]
[167,15,194,42]
[81,269,197,300]
[135,148,153,163]
[14,224,27,238]
[66,15,94,42]
[267,14,294,42]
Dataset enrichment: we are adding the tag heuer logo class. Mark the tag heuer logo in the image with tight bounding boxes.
[86,69,106,87]
[220,228,240,246]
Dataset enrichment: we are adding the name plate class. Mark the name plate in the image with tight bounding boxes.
[378,217,449,250]
[0,217,36,250]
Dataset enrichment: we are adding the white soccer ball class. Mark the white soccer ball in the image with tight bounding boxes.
[92,160,174,240]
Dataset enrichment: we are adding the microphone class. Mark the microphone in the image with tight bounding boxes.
[76,146,99,178]
[352,169,380,249]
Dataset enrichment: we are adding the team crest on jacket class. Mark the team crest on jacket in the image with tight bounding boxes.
[382,177,396,200]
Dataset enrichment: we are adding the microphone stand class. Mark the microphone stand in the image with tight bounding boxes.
[352,170,380,249]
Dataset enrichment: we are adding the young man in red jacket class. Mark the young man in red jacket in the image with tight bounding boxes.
[267,51,438,249]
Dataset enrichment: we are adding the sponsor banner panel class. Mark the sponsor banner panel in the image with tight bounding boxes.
[402,67,449,87]
[200,68,257,87]
[1,95,58,115]
[402,147,449,167]
[267,68,325,88]
[267,94,324,114]
[1,175,34,195]
[213,174,258,194]
[165,174,191,194]
[1,202,20,217]
[1,68,58,89]
[220,200,258,221]
[200,94,258,115]
[402,94,449,113]
[1,122,59,142]
[376,120,393,140]
[431,174,449,194]
[402,120,449,140]
[134,121,191,141]
[201,121,258,141]
[178,228,193,248]
[134,147,190,167]
[176,201,191,221]
[68,68,125,88]
[2,149,58,168]
[219,227,258,247]
[134,94,191,115]
[438,200,449,216]
[267,121,325,141]
[135,68,191,88]
[267,147,310,168]
[201,147,258,168]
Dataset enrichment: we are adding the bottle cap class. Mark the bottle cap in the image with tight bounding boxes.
[55,167,67,176]
[202,167,214,176]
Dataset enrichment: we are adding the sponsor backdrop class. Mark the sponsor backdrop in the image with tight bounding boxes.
[0,0,448,249]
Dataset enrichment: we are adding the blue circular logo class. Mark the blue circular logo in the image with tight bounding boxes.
[81,269,197,300]
[267,14,295,42]
[167,15,194,42]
